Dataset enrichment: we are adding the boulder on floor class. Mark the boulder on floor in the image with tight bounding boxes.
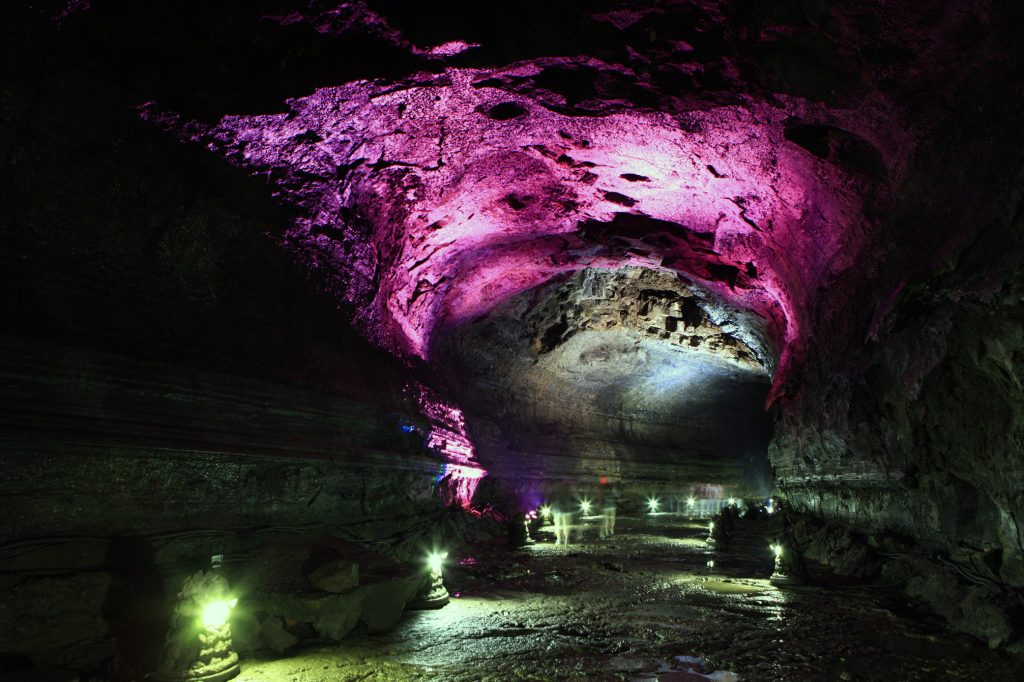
[234,534,430,646]
[307,558,359,593]
[260,616,299,654]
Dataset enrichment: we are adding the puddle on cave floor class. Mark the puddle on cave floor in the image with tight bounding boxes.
[235,515,1021,682]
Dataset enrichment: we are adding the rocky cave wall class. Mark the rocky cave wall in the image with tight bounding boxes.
[0,4,471,665]
[771,217,1024,647]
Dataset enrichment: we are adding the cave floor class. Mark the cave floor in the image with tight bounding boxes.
[235,515,1022,682]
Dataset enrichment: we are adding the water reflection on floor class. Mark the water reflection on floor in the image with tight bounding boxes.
[236,514,1022,681]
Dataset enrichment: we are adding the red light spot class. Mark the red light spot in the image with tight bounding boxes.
[600,476,608,485]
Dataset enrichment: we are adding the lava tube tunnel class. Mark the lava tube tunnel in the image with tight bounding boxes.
[3,1,1024,681]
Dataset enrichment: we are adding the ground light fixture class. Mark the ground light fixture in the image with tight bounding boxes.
[413,549,451,609]
[521,511,536,544]
[579,499,592,515]
[769,542,798,586]
[646,497,660,513]
[539,504,552,520]
[155,570,240,682]
[686,497,696,508]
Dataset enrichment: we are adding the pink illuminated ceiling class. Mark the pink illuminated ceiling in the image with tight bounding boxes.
[145,58,889,393]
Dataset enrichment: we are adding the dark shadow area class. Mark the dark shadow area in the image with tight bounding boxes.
[101,538,170,681]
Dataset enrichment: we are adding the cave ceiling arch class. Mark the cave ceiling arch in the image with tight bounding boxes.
[133,0,1002,491]
[151,69,877,378]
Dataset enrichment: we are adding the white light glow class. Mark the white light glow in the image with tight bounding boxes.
[200,598,236,630]
[427,550,448,575]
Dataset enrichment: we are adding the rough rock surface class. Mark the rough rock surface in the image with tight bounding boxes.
[307,559,360,593]
[0,573,113,669]
[260,617,299,655]
[243,545,429,643]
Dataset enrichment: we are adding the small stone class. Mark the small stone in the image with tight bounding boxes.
[231,611,263,653]
[360,574,430,632]
[307,559,360,593]
[261,616,299,654]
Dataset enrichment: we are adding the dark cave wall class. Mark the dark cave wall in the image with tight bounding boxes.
[775,290,1024,563]
[0,341,449,669]
[0,5,461,667]
[768,59,1024,644]
[770,266,1024,645]
[0,334,444,541]
[0,1,441,487]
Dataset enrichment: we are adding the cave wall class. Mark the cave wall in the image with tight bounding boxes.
[767,19,1024,642]
[0,4,464,667]
[0,331,452,668]
[770,258,1024,646]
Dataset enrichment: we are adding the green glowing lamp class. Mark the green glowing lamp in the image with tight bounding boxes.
[579,499,592,515]
[413,549,451,609]
[156,571,240,682]
[646,497,660,512]
[427,550,448,576]
[200,597,237,630]
[769,541,800,587]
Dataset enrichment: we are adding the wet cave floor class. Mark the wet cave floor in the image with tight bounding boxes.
[236,515,1023,681]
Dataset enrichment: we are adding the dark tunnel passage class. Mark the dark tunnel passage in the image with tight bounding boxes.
[3,1,1024,681]
[431,267,777,497]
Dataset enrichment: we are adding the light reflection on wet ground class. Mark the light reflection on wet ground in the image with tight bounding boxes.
[236,514,1022,681]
